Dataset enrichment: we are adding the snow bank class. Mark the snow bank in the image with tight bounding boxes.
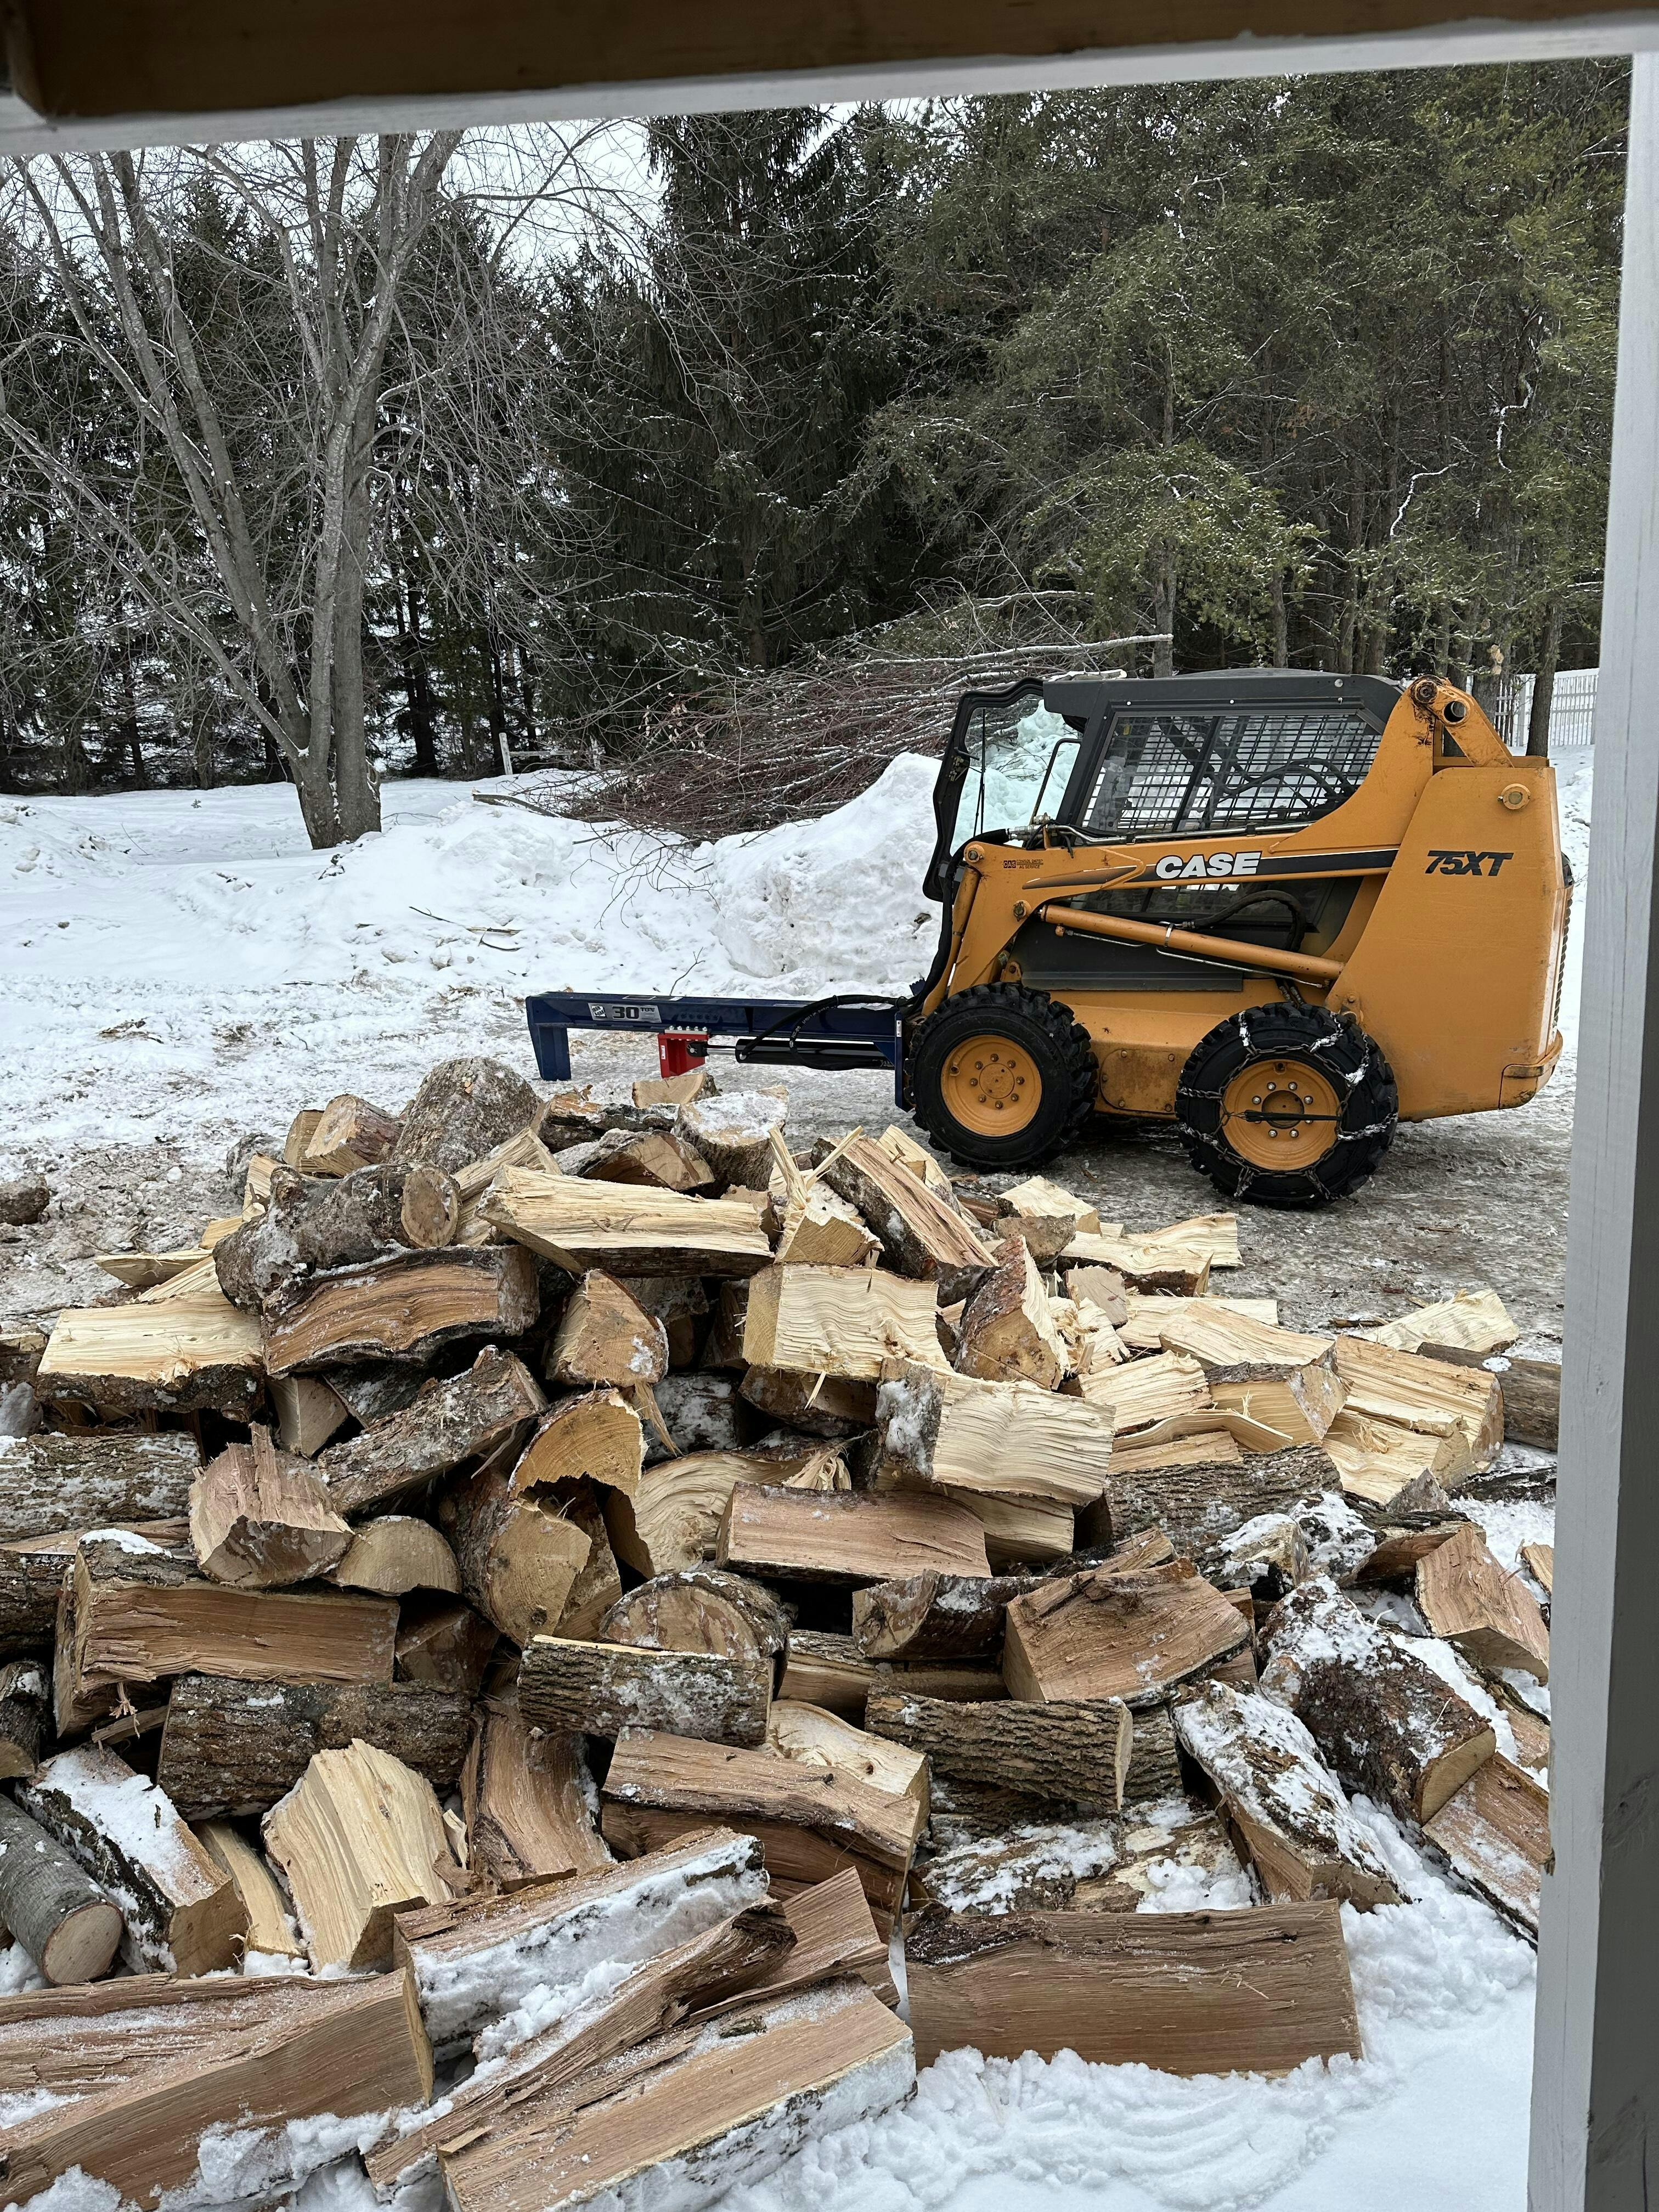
[1,755,943,1158]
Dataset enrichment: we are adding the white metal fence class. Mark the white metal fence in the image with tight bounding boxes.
[1494,667,1599,754]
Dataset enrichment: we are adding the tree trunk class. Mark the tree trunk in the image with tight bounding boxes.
[1271,569,1289,668]
[1527,599,1564,758]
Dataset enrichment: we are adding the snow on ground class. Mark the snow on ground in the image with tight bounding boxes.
[0,755,943,1162]
[0,743,1586,2212]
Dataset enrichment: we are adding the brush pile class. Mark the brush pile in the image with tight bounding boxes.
[0,1054,1557,2210]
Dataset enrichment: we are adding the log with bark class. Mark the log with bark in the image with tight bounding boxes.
[0,1656,47,1775]
[262,1244,539,1374]
[911,1804,1237,1916]
[392,1825,769,2054]
[520,1633,773,1746]
[820,1134,995,1302]
[436,1980,912,2212]
[741,1363,876,1434]
[598,1567,794,1661]
[18,1742,248,1973]
[1172,1679,1400,1907]
[1260,1576,1496,1820]
[445,1447,592,1647]
[195,1819,304,1961]
[584,1129,716,1193]
[263,1739,459,1969]
[600,1730,923,1931]
[0,1429,199,1542]
[547,1481,624,1638]
[300,1092,402,1176]
[645,1370,749,1460]
[35,1291,264,1419]
[0,1967,433,2210]
[718,1483,992,1584]
[742,1262,945,1378]
[1063,1234,1211,1294]
[363,1898,795,2192]
[1494,1352,1561,1449]
[1422,1751,1550,1940]
[67,1532,397,1704]
[1102,1441,1339,1567]
[188,1426,351,1587]
[155,1672,473,1819]
[546,1270,669,1387]
[212,1160,461,1308]
[873,1360,1114,1509]
[462,1697,612,1888]
[393,1056,543,1173]
[674,1089,789,1190]
[951,1236,1068,1386]
[1522,1541,1554,1593]
[319,1345,546,1516]
[905,1901,1360,2073]
[483,1169,774,1277]
[513,1386,646,1499]
[850,1569,1055,1661]
[995,1175,1103,1266]
[1156,1306,1345,1442]
[0,1791,123,1984]
[865,1688,1131,1810]
[1415,1521,1550,1682]
[766,1699,930,1812]
[1002,1564,1250,1705]
[634,1066,715,1108]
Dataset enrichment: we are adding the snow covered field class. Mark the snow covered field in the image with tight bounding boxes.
[0,747,1587,2212]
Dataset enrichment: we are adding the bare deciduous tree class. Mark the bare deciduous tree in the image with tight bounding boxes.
[0,135,461,847]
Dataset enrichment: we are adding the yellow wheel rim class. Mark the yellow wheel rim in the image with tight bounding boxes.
[941,1034,1042,1137]
[1221,1059,1342,1171]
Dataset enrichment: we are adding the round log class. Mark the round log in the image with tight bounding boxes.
[213,1161,461,1308]
[0,1793,123,1984]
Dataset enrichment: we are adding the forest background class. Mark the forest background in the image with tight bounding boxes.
[0,65,1627,847]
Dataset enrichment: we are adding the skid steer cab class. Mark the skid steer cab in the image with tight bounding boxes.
[904,668,1570,1205]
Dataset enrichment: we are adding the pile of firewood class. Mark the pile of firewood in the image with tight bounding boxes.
[0,1054,1559,2210]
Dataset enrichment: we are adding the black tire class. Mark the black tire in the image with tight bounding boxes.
[1175,1002,1397,1208]
[907,984,1097,1171]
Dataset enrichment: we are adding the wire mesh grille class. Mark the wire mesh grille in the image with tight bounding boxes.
[1080,708,1384,839]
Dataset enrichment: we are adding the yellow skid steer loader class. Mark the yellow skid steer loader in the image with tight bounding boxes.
[904,669,1570,1206]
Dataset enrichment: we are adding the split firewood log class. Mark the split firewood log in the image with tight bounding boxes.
[740,1363,875,1435]
[644,1370,748,1460]
[820,1135,995,1303]
[1157,1307,1345,1442]
[851,1569,1053,1662]
[1372,1288,1517,1358]
[155,1673,473,1820]
[766,1699,930,1811]
[873,1359,1114,1510]
[1063,1233,1211,1295]
[1331,1333,1503,1462]
[1001,1562,1249,1704]
[0,1430,199,1541]
[605,1450,803,1578]
[995,1176,1103,1267]
[35,1291,264,1420]
[364,1898,795,2193]
[775,1186,881,1267]
[905,1900,1360,2073]
[483,1170,773,1277]
[742,1262,946,1377]
[549,1482,623,1638]
[262,1244,539,1374]
[212,1161,461,1308]
[585,1129,716,1193]
[268,1372,351,1454]
[451,1124,561,1207]
[319,1345,546,1516]
[0,1967,433,2210]
[445,1445,592,1647]
[952,1237,1068,1387]
[395,1595,499,1697]
[718,1483,992,1584]
[195,1820,304,1962]
[1422,1752,1549,1940]
[1414,1521,1550,1682]
[300,1092,401,1176]
[330,1515,461,1597]
[263,1740,460,1968]
[18,1743,249,1973]
[1259,1576,1496,1820]
[1103,1442,1337,1569]
[1073,1348,1211,1429]
[520,1630,772,1746]
[462,1697,612,1888]
[0,1656,47,1775]
[512,1386,646,1498]
[0,1792,123,1984]
[1173,1679,1400,1907]
[545,1270,669,1387]
[436,1982,911,2212]
[283,1107,323,1165]
[189,1426,351,1587]
[392,1825,769,2055]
